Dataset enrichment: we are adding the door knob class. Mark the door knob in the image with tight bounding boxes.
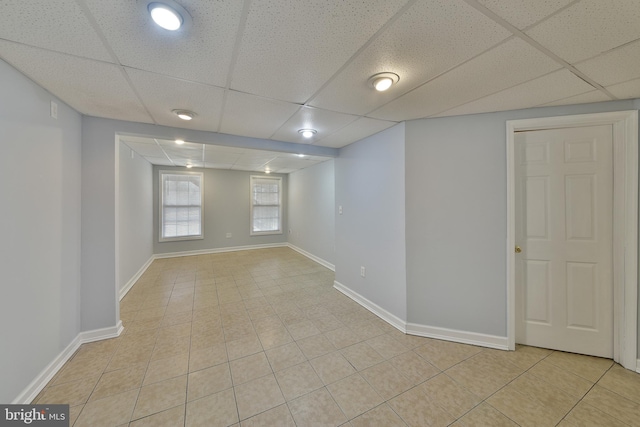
[515,246,522,253]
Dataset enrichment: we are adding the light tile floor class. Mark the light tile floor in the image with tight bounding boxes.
[34,247,640,426]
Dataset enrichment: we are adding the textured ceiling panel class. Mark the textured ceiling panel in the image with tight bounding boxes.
[539,90,612,107]
[525,0,640,63]
[145,157,174,166]
[121,141,167,158]
[369,38,561,121]
[436,69,596,117]
[318,117,397,148]
[606,79,640,100]
[0,0,113,61]
[219,91,301,139]
[309,0,510,116]
[203,151,242,164]
[475,0,574,29]
[126,68,224,132]
[230,0,409,103]
[575,39,640,87]
[204,163,233,169]
[271,107,358,144]
[3,1,640,150]
[83,0,243,86]
[0,40,153,122]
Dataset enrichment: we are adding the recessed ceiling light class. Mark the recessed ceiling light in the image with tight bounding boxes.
[297,154,305,158]
[265,169,271,174]
[368,72,400,92]
[173,109,196,121]
[298,129,317,138]
[175,139,185,145]
[148,2,183,31]
[186,163,193,168]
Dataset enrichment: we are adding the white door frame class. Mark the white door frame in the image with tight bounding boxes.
[506,110,638,370]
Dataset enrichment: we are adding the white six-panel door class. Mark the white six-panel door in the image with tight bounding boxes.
[514,125,613,358]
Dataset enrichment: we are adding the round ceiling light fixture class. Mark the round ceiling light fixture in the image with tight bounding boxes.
[368,72,400,92]
[175,139,185,145]
[185,163,193,168]
[148,2,183,30]
[173,109,196,121]
[298,129,317,139]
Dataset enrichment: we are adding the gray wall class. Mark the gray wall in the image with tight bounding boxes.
[81,117,120,331]
[405,100,639,339]
[153,166,288,254]
[335,123,407,320]
[288,160,336,266]
[0,59,82,402]
[118,143,154,291]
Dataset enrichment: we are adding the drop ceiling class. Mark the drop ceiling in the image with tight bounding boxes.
[2,0,640,151]
[120,136,332,173]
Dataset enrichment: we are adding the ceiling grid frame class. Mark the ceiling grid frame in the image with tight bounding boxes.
[1,0,639,152]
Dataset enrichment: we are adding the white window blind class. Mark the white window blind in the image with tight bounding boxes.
[250,176,282,235]
[160,172,203,241]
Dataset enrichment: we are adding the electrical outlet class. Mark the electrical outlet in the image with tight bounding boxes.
[339,205,343,215]
[50,101,58,119]
[226,233,232,238]
[360,266,365,277]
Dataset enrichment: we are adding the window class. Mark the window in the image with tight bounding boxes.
[250,175,282,235]
[159,171,204,241]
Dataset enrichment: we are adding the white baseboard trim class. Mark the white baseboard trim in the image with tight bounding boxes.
[333,280,509,351]
[287,244,335,271]
[13,322,124,404]
[637,359,640,374]
[154,242,288,259]
[406,322,509,351]
[333,281,406,333]
[120,256,154,300]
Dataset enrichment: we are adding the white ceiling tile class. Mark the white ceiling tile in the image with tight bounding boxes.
[158,140,203,153]
[202,144,246,154]
[203,151,242,164]
[538,90,613,107]
[204,163,233,169]
[83,0,243,86]
[436,69,595,117]
[232,165,261,171]
[121,141,166,158]
[0,41,153,122]
[476,0,574,29]
[309,0,511,115]
[126,68,224,132]
[317,117,397,148]
[125,136,333,172]
[230,0,409,103]
[219,91,301,139]
[606,78,640,100]
[119,135,158,145]
[145,157,175,166]
[369,38,561,121]
[0,0,113,61]
[575,39,640,87]
[271,107,358,143]
[525,0,640,63]
[234,157,275,166]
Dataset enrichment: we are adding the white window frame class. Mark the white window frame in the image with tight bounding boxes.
[250,175,283,236]
[159,170,204,242]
